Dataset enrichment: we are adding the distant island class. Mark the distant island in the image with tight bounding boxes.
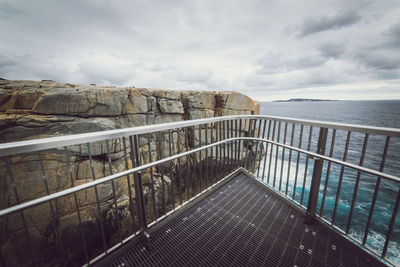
[273,98,338,102]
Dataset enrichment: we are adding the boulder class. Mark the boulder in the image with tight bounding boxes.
[122,88,148,114]
[158,99,184,114]
[187,91,216,109]
[216,91,256,112]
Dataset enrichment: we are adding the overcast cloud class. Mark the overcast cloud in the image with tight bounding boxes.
[0,0,399,100]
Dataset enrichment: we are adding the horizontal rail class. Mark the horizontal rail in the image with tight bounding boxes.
[1,115,400,157]
[242,137,400,183]
[0,137,233,217]
[1,136,399,219]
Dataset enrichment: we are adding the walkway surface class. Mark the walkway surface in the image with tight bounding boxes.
[97,173,384,267]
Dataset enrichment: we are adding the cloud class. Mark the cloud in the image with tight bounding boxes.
[298,11,361,37]
[0,2,24,19]
[77,53,138,86]
[318,42,346,59]
[357,52,399,70]
[384,20,400,49]
[256,53,326,74]
[0,0,399,100]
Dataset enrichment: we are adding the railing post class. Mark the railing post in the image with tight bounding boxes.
[305,127,328,225]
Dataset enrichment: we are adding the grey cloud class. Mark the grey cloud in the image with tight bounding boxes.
[0,54,71,82]
[384,21,400,49]
[0,0,399,100]
[356,52,400,70]
[299,11,361,37]
[319,43,346,58]
[256,53,326,74]
[0,2,24,19]
[0,54,16,70]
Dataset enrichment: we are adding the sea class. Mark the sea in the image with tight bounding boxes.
[258,100,400,265]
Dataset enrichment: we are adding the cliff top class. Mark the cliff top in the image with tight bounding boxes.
[0,79,259,142]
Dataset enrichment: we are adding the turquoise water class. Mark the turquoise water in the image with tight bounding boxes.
[258,100,400,265]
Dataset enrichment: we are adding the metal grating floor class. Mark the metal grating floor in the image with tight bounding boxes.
[97,173,384,267]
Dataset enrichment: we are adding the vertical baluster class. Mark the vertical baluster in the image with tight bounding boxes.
[231,119,234,172]
[106,140,123,243]
[226,120,231,171]
[279,122,288,191]
[198,125,203,191]
[223,120,227,174]
[253,119,262,174]
[234,119,238,169]
[267,120,277,184]
[301,126,313,205]
[122,137,137,229]
[132,135,147,228]
[319,129,336,216]
[363,136,390,245]
[293,124,304,199]
[205,123,209,187]
[250,119,257,170]
[241,119,246,168]
[63,148,90,265]
[219,121,223,175]
[5,156,39,267]
[146,134,158,220]
[177,129,183,205]
[332,131,351,225]
[273,121,281,187]
[262,120,272,181]
[87,143,108,253]
[191,126,198,193]
[238,119,243,169]
[185,127,191,199]
[285,123,295,195]
[257,119,267,177]
[210,123,215,184]
[38,152,65,263]
[156,133,166,215]
[346,133,369,234]
[244,119,252,170]
[382,188,400,258]
[168,130,175,209]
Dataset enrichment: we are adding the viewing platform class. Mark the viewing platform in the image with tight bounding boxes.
[97,172,382,267]
[0,115,399,266]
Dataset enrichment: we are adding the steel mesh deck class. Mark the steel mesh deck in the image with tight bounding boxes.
[97,173,383,267]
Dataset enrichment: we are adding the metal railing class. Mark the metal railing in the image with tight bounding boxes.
[0,115,399,266]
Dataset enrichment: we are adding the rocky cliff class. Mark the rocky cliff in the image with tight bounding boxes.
[0,79,261,266]
[0,79,259,142]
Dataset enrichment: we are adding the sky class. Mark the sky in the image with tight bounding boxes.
[0,0,399,101]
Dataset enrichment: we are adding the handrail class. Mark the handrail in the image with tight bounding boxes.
[1,115,399,267]
[1,136,398,219]
[1,115,400,157]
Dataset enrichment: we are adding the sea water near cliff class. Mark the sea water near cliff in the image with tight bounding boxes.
[259,100,400,265]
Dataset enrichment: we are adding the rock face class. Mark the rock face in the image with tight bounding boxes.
[0,81,258,140]
[0,79,261,266]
